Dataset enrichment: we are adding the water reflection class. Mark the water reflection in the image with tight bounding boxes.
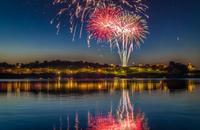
[0,79,199,94]
[0,79,200,130]
[53,90,149,130]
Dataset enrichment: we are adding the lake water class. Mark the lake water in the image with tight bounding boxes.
[0,78,200,130]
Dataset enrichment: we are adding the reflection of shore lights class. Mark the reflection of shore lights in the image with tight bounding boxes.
[0,79,163,93]
[188,80,195,93]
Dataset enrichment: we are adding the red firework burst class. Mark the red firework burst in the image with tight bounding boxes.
[87,6,122,41]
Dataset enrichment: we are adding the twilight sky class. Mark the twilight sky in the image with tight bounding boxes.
[0,0,199,67]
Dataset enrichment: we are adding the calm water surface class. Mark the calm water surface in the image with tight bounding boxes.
[0,79,200,130]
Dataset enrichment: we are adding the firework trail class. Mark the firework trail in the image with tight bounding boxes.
[115,14,148,66]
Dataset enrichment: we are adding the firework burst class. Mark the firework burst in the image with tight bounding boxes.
[87,6,122,44]
[114,14,148,66]
[52,0,149,67]
[87,6,148,66]
[115,14,148,45]
[52,0,148,39]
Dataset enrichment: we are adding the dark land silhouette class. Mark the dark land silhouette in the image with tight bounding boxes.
[0,60,199,79]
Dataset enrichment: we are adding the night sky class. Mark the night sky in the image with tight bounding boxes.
[0,0,200,67]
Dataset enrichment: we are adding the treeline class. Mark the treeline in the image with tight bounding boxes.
[0,62,15,68]
[0,60,111,69]
[168,61,189,74]
[0,60,197,75]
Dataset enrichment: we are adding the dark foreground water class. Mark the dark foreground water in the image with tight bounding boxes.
[0,78,200,130]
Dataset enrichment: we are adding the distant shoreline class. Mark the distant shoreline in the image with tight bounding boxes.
[0,72,200,79]
[1,61,199,79]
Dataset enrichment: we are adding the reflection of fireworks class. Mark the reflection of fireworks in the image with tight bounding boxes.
[87,6,148,66]
[88,90,149,130]
[53,90,149,130]
[88,112,148,130]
